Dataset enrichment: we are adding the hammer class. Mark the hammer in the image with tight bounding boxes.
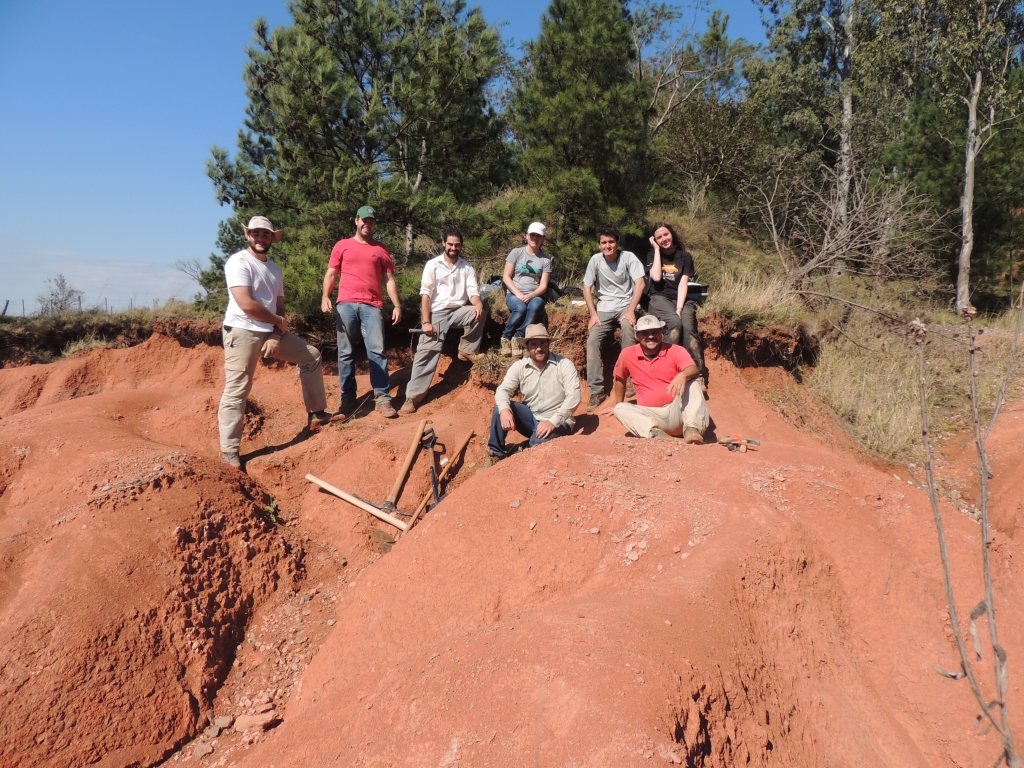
[380,419,428,514]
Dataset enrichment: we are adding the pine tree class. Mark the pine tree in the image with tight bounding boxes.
[202,0,510,314]
[509,0,649,238]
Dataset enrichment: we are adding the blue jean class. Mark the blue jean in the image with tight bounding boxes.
[488,402,572,457]
[504,293,545,338]
[335,302,391,404]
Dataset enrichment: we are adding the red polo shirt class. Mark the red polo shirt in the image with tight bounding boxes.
[328,237,396,308]
[613,343,696,407]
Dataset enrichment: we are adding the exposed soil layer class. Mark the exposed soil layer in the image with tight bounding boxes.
[0,325,1021,768]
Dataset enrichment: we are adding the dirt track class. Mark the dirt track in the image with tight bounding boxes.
[1,328,1021,767]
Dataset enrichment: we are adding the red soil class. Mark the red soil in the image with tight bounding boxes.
[1,331,1021,767]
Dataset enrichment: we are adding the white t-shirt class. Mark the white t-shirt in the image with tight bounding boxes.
[583,250,645,313]
[223,249,284,332]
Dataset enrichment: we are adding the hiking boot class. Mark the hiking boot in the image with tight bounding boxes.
[458,351,484,362]
[480,452,504,470]
[586,393,606,413]
[309,410,344,430]
[222,451,241,469]
[650,428,675,439]
[376,400,398,419]
[337,400,358,418]
[510,337,526,358]
[683,427,704,445]
[500,337,514,356]
[399,399,418,415]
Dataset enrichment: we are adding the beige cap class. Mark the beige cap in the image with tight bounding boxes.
[635,315,666,332]
[244,216,284,243]
[527,222,546,237]
[523,323,550,340]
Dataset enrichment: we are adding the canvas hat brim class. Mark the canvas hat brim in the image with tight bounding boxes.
[244,227,284,243]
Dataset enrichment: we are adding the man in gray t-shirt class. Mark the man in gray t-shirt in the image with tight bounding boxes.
[501,221,553,356]
[582,225,646,411]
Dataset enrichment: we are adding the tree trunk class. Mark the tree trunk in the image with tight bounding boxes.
[957,71,983,314]
[837,0,855,228]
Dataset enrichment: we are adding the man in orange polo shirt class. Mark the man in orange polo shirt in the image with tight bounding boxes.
[597,315,709,443]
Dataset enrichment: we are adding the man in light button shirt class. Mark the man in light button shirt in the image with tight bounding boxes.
[401,227,488,413]
[488,323,581,459]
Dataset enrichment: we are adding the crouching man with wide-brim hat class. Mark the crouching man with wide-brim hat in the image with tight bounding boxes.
[218,216,339,469]
[597,315,709,443]
[488,323,581,459]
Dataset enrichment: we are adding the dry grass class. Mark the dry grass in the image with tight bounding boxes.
[808,316,1019,461]
[702,274,813,332]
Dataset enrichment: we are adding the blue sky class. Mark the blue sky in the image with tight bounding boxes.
[0,0,767,313]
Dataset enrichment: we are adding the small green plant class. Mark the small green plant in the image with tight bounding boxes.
[262,499,280,525]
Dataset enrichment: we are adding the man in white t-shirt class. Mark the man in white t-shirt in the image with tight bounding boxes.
[218,216,336,468]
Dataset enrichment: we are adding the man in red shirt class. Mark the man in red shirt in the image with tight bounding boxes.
[598,315,709,443]
[321,205,402,418]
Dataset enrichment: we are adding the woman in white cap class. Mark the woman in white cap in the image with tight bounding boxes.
[500,222,552,357]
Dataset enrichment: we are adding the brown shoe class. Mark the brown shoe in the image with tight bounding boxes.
[376,400,398,419]
[683,427,704,445]
[650,428,675,439]
[458,351,484,362]
[222,451,241,469]
[309,410,345,430]
[399,399,417,415]
[510,337,526,358]
[586,394,606,413]
[499,337,514,356]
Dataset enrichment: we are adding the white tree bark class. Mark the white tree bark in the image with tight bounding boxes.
[957,70,983,314]
[837,0,855,229]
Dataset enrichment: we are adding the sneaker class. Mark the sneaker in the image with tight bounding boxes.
[309,410,344,430]
[376,400,398,418]
[586,393,606,413]
[458,351,484,362]
[500,337,514,356]
[683,427,704,445]
[399,399,418,415]
[222,451,241,469]
[650,428,675,439]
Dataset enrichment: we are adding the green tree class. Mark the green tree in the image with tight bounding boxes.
[202,0,510,315]
[905,0,1024,312]
[509,0,649,245]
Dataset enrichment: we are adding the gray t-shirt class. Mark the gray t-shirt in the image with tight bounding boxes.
[583,251,645,313]
[506,247,552,294]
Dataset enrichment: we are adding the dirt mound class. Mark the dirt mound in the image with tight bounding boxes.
[1,324,1022,768]
[0,336,309,768]
[212,360,1023,768]
[0,332,223,417]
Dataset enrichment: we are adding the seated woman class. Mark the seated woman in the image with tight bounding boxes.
[644,221,708,394]
[501,222,552,357]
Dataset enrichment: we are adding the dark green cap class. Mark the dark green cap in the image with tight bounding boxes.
[356,205,376,220]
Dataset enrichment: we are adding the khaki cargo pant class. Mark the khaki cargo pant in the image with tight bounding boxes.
[405,305,486,404]
[218,325,327,454]
[612,378,709,438]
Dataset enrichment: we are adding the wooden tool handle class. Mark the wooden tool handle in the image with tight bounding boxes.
[401,430,475,538]
[306,474,408,531]
[386,419,427,504]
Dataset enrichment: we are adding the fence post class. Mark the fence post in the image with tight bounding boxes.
[1,299,8,317]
